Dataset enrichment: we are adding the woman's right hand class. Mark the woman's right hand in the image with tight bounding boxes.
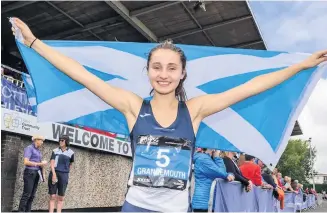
[11,17,36,46]
[52,173,58,184]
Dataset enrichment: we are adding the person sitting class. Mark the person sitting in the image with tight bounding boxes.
[192,148,234,212]
[239,154,262,186]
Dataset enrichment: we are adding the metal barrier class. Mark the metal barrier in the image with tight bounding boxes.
[1,64,26,88]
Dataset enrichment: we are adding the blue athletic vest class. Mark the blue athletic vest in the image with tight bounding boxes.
[125,100,195,212]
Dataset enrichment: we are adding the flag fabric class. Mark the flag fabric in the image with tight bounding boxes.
[22,74,37,114]
[15,40,326,168]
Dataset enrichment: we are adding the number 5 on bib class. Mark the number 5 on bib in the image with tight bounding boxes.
[132,135,193,190]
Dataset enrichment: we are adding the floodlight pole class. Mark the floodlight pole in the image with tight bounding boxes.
[308,137,315,190]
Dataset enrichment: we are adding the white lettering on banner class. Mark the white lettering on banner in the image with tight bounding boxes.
[1,102,34,115]
[137,167,186,179]
[1,85,29,105]
[1,108,132,157]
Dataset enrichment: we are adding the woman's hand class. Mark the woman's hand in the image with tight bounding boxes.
[52,173,58,184]
[299,50,327,69]
[11,17,36,46]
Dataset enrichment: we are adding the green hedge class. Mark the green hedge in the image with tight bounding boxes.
[303,184,327,192]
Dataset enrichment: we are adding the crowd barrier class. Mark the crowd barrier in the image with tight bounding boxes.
[212,179,318,212]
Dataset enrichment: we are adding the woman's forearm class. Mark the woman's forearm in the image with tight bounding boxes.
[247,63,305,96]
[24,160,40,167]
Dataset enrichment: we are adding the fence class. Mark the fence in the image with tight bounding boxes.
[213,178,318,212]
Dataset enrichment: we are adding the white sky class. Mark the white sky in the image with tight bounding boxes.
[249,0,327,173]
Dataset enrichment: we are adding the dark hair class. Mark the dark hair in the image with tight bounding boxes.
[147,39,187,101]
[245,154,255,161]
[59,135,70,147]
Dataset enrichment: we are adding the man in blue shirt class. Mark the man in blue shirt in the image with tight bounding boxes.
[48,135,74,213]
[18,135,47,212]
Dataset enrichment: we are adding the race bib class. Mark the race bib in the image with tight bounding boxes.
[132,135,192,191]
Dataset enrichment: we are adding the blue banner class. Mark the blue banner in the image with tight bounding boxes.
[1,77,36,116]
[22,74,37,114]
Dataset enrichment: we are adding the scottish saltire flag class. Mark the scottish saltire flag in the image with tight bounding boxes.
[15,40,326,168]
[22,74,37,114]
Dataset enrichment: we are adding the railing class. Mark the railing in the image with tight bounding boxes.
[212,178,318,212]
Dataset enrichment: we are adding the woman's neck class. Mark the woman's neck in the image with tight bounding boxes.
[151,92,178,108]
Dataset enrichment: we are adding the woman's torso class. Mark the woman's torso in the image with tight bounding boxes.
[125,100,196,212]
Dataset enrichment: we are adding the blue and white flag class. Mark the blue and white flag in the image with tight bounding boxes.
[22,74,37,114]
[15,40,326,168]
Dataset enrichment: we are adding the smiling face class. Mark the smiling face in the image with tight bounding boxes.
[148,48,185,96]
[147,40,188,101]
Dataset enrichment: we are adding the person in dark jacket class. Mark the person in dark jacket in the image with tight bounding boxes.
[222,151,252,192]
[192,148,234,212]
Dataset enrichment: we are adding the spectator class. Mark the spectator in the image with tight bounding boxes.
[222,152,252,192]
[239,154,262,186]
[291,180,299,192]
[259,162,277,189]
[284,176,294,192]
[238,154,246,167]
[322,190,326,200]
[261,165,284,209]
[254,160,272,189]
[277,172,284,186]
[272,168,281,188]
[192,149,234,212]
[48,135,75,213]
[18,135,47,212]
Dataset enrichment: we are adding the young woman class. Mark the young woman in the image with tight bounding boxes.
[12,18,326,212]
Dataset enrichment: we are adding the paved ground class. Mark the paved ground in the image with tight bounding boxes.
[306,200,327,212]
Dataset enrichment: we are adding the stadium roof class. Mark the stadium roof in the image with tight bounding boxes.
[1,1,302,135]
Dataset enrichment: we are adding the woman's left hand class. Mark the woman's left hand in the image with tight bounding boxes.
[300,50,327,69]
